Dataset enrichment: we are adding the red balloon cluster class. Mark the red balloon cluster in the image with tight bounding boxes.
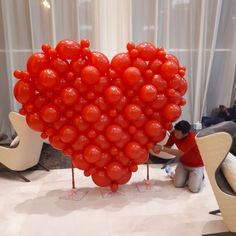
[13,39,187,192]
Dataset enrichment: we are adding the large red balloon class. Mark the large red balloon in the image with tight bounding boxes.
[105,125,123,142]
[92,170,111,187]
[26,113,45,132]
[71,135,89,151]
[61,87,79,105]
[124,104,142,121]
[162,104,181,121]
[52,58,69,75]
[27,52,49,76]
[152,74,167,92]
[84,145,102,163]
[40,104,60,123]
[90,51,110,74]
[123,67,142,86]
[165,54,179,66]
[73,153,90,171]
[125,142,142,159]
[139,85,157,102]
[161,61,179,79]
[136,42,157,61]
[59,125,78,143]
[144,120,162,137]
[106,162,124,180]
[111,53,131,75]
[38,69,59,89]
[56,39,81,60]
[14,81,35,104]
[49,134,65,150]
[104,86,122,103]
[116,168,132,184]
[82,105,101,123]
[81,65,100,85]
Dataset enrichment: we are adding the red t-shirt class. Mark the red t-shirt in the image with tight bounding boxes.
[165,131,204,167]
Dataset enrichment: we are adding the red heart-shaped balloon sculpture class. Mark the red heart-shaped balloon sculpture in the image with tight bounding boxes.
[13,39,187,192]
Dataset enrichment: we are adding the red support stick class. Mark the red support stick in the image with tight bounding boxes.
[71,159,75,189]
[146,159,150,181]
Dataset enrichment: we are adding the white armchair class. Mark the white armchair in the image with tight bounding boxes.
[196,121,236,234]
[0,112,47,182]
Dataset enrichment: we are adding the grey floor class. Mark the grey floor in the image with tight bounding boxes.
[39,144,71,169]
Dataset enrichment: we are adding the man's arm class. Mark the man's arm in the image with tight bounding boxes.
[154,144,184,157]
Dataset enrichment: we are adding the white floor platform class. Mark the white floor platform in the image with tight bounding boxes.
[0,164,228,236]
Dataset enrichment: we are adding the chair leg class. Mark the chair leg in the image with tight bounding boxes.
[37,163,50,172]
[203,232,236,235]
[8,170,30,182]
[209,209,221,215]
[0,163,31,182]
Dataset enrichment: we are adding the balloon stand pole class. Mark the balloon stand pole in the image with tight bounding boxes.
[100,187,125,198]
[71,161,75,189]
[59,160,88,201]
[136,159,161,192]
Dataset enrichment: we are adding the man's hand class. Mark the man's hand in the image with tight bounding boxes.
[153,144,163,154]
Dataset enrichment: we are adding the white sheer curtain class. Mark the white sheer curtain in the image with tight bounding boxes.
[132,0,236,122]
[0,0,131,136]
[0,0,236,136]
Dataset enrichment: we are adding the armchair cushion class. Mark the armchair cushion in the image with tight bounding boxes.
[221,152,236,193]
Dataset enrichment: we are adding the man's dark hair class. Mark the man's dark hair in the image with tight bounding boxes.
[174,120,191,134]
